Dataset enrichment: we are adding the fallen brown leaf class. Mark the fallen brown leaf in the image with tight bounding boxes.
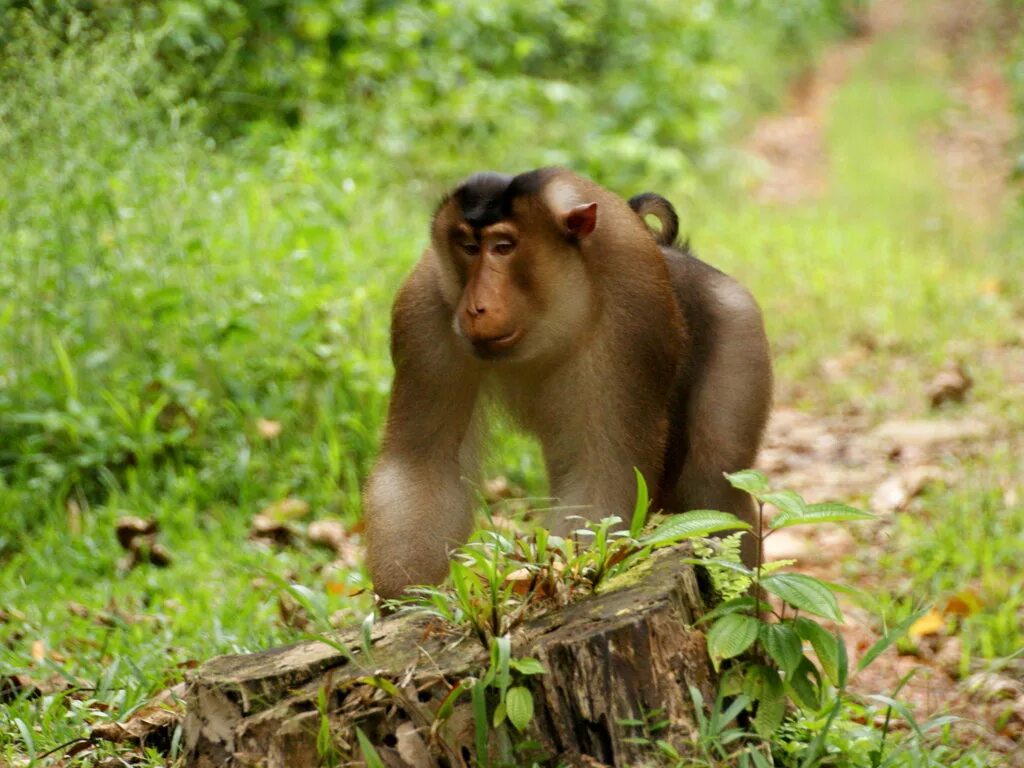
[115,516,158,550]
[249,514,295,546]
[260,497,310,523]
[1,672,74,703]
[0,674,39,703]
[65,739,94,759]
[963,671,1024,702]
[483,476,526,503]
[908,609,945,640]
[944,589,982,618]
[147,543,173,567]
[89,683,186,750]
[870,465,943,514]
[395,720,431,768]
[927,362,972,408]
[115,516,172,569]
[277,592,312,630]
[504,567,534,596]
[325,580,361,597]
[307,519,348,553]
[256,418,283,439]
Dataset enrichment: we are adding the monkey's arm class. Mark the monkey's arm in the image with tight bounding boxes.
[363,263,483,599]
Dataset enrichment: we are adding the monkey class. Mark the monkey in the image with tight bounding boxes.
[363,168,772,599]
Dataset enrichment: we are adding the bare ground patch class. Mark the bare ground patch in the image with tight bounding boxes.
[758,405,1023,754]
[746,0,1024,755]
[929,0,1020,225]
[743,0,903,204]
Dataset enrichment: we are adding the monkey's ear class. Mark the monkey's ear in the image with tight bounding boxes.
[564,202,598,238]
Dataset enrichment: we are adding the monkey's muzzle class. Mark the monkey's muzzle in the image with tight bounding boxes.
[469,328,523,359]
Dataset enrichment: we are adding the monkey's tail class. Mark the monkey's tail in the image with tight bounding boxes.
[628,192,680,247]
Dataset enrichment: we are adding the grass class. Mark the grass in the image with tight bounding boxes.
[1,2,1022,765]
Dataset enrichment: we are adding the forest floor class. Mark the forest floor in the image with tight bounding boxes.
[743,0,1024,756]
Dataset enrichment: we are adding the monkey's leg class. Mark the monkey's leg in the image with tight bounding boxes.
[525,369,669,536]
[364,424,482,599]
[669,279,772,567]
[363,307,484,599]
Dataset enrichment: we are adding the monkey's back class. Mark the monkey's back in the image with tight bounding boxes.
[657,245,772,506]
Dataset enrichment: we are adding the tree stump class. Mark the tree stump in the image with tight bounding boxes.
[182,549,715,767]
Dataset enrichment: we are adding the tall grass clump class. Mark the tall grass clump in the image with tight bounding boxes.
[0,13,400,550]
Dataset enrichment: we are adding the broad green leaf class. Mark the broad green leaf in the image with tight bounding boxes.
[509,657,546,676]
[771,501,875,529]
[725,469,770,495]
[787,656,822,710]
[492,700,507,728]
[707,614,759,665]
[450,560,476,607]
[643,510,750,547]
[696,596,763,625]
[761,490,806,518]
[359,675,399,697]
[750,666,785,737]
[630,468,650,539]
[795,618,840,685]
[492,634,511,697]
[760,622,802,672]
[837,629,849,690]
[505,686,534,732]
[761,573,843,622]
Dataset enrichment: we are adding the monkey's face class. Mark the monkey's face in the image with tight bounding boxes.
[448,219,529,359]
[433,171,599,363]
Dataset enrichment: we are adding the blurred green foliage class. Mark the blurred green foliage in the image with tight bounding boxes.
[0,0,858,548]
[2,0,858,186]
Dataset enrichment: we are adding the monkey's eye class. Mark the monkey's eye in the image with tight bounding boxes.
[492,241,516,256]
[460,242,480,257]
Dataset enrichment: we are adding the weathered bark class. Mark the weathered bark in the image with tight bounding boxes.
[182,549,715,767]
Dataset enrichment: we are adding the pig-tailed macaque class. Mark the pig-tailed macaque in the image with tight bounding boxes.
[364,168,772,599]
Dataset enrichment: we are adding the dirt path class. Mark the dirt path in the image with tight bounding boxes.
[745,0,899,204]
[746,0,1023,754]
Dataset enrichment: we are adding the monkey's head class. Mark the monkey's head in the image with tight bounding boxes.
[431,168,599,363]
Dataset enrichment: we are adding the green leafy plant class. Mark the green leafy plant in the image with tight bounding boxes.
[391,471,762,649]
[673,470,977,767]
[690,472,873,740]
[459,634,546,766]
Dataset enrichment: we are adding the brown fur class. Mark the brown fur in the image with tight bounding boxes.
[364,168,772,598]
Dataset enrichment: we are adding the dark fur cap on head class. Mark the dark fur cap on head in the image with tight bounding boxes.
[435,168,562,230]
